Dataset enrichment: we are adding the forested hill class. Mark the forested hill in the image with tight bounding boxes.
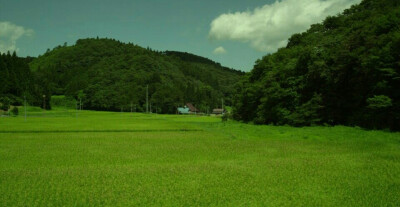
[233,0,400,130]
[29,38,244,113]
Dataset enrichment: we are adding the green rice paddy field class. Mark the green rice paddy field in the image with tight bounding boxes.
[1,110,400,206]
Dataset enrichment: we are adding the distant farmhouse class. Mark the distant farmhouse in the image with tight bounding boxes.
[212,108,225,115]
[177,106,190,114]
[177,103,199,114]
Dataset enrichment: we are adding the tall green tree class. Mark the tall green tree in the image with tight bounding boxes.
[233,0,400,130]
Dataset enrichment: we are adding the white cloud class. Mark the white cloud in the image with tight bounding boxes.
[209,0,361,53]
[213,46,227,54]
[0,21,34,53]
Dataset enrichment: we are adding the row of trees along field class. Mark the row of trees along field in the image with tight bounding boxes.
[0,52,49,110]
[28,38,244,113]
[232,0,400,130]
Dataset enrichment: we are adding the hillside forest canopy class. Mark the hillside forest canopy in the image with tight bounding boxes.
[232,0,400,131]
[1,39,244,113]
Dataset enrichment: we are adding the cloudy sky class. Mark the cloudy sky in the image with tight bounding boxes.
[0,0,361,71]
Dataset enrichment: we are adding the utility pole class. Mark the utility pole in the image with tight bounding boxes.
[146,85,148,113]
[24,96,27,122]
[43,95,46,110]
[222,98,225,115]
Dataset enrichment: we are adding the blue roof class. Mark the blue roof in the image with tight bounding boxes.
[177,107,190,114]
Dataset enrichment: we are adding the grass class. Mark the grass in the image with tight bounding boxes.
[1,110,400,206]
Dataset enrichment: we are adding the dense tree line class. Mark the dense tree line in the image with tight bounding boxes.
[30,38,243,113]
[233,0,400,130]
[0,52,47,110]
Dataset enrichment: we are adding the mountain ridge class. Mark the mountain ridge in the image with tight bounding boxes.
[29,37,244,113]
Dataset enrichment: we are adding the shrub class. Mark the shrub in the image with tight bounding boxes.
[11,107,19,116]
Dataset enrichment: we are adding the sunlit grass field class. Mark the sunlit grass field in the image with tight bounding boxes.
[1,110,400,206]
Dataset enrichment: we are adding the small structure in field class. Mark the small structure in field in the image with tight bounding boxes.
[177,103,200,114]
[185,103,199,113]
[177,106,190,114]
[212,108,225,115]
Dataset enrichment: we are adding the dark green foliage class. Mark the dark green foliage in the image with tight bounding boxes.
[367,95,392,109]
[11,107,18,116]
[50,95,77,109]
[284,94,322,126]
[0,52,43,107]
[0,97,11,111]
[233,0,400,130]
[165,51,243,75]
[30,38,243,113]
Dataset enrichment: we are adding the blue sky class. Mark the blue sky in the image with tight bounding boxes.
[0,0,360,71]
